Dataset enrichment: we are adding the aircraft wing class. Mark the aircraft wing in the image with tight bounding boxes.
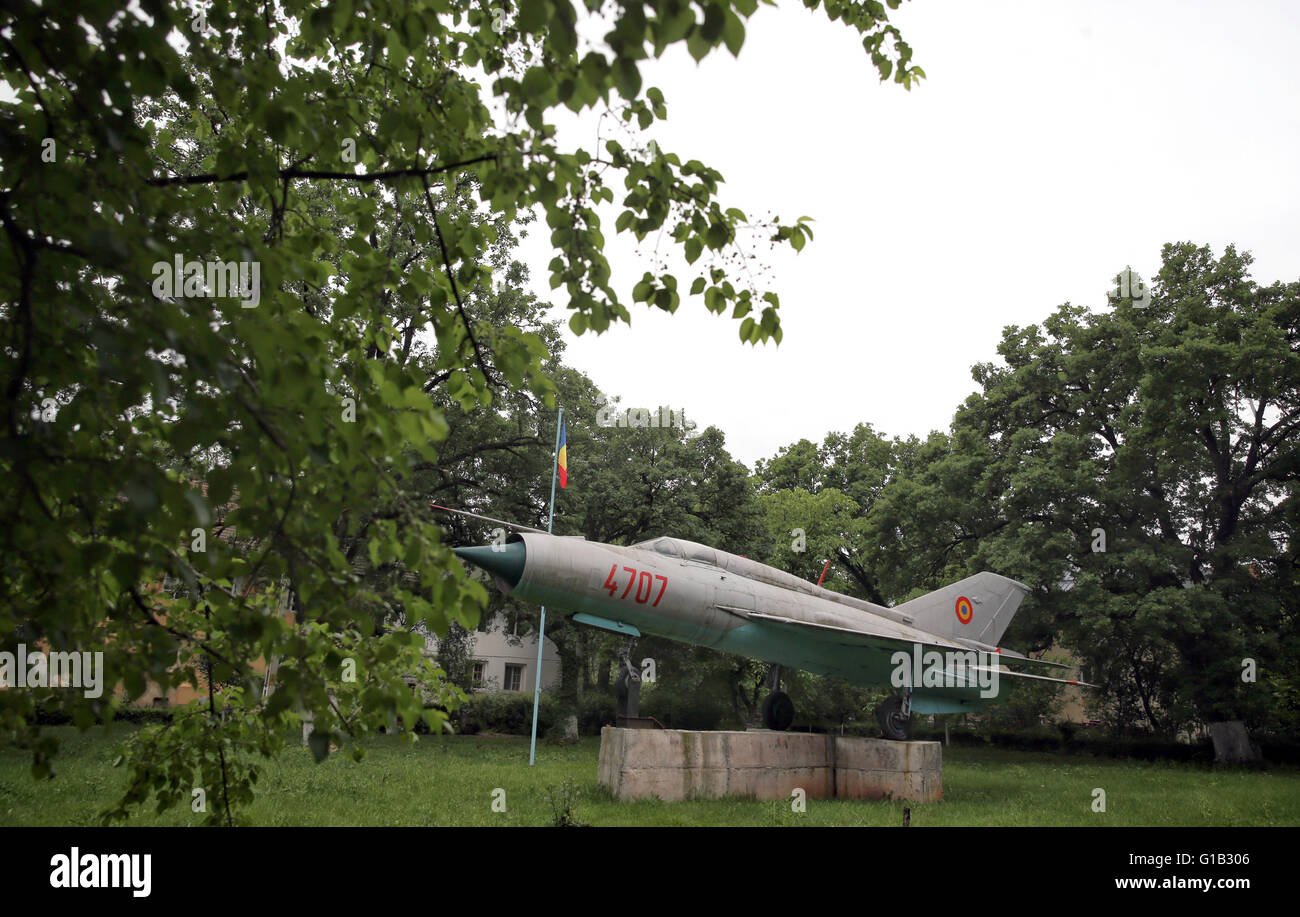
[746,612,1090,686]
[746,611,967,656]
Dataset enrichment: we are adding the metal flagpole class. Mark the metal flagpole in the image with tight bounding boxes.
[529,406,564,766]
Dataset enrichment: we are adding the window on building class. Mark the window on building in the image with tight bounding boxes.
[504,664,524,692]
[472,661,486,688]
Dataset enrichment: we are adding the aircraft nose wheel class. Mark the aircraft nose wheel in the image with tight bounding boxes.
[761,691,795,731]
[877,695,912,741]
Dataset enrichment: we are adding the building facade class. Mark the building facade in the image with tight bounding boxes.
[422,613,562,694]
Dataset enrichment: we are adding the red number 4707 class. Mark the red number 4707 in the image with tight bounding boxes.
[603,564,668,606]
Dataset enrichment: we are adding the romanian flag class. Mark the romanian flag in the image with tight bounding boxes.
[557,418,568,488]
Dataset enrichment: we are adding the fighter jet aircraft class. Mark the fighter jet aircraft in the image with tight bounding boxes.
[443,506,1088,738]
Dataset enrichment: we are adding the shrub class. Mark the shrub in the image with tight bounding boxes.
[545,779,586,827]
[451,691,558,735]
[640,683,731,730]
[577,693,617,735]
[112,707,174,726]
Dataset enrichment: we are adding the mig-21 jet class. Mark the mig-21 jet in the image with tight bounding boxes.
[441,506,1088,739]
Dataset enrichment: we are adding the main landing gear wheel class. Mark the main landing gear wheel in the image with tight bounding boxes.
[877,695,912,741]
[761,691,795,731]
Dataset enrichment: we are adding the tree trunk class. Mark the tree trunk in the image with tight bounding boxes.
[597,651,611,691]
[1208,721,1262,765]
[574,629,585,710]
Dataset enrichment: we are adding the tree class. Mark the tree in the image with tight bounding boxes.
[754,486,860,585]
[864,243,1300,751]
[1,0,925,820]
[754,422,896,507]
[753,422,902,602]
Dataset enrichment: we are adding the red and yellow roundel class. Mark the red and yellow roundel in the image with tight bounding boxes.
[955,595,974,625]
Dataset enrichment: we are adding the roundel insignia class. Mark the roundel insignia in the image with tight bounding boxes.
[955,595,974,625]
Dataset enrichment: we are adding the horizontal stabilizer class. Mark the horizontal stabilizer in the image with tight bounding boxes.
[987,648,1075,670]
[962,665,1095,688]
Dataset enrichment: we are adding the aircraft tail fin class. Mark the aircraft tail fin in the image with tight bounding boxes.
[894,572,1030,647]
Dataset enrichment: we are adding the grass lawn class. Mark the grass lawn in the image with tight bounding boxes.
[2,726,1297,826]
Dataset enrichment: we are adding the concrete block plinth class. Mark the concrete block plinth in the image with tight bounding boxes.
[597,727,942,802]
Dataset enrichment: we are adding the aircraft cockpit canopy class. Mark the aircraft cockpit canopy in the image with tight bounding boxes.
[635,537,718,566]
[634,537,681,557]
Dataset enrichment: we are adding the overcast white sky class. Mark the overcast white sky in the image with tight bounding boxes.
[515,0,1300,468]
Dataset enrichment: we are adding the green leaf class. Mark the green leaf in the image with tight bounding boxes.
[614,58,641,99]
[402,386,429,409]
[522,67,554,103]
[701,4,726,42]
[686,29,711,62]
[722,10,745,56]
[518,0,551,32]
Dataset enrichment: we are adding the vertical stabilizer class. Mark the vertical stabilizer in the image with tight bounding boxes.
[893,572,1030,646]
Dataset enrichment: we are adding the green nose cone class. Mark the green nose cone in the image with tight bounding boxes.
[453,541,526,588]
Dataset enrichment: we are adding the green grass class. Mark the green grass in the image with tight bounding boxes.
[2,726,1298,826]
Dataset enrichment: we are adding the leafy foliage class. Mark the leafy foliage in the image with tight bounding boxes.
[0,0,924,820]
[863,243,1300,736]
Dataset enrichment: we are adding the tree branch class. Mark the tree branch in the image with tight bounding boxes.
[146,155,497,187]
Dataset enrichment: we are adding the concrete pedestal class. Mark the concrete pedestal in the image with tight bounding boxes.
[597,727,942,802]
